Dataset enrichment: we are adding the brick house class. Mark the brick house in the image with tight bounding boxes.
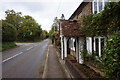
[59,0,108,64]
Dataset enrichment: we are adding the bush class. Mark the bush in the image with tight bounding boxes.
[56,39,61,46]
[82,49,97,62]
[2,21,17,42]
[102,31,120,79]
[2,42,17,51]
[51,33,55,44]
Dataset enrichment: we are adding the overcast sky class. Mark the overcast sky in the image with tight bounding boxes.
[0,0,83,32]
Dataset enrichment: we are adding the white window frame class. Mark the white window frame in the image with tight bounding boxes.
[92,0,107,14]
[94,37,106,57]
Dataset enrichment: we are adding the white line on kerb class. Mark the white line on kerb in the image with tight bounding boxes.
[42,45,50,78]
[2,52,23,63]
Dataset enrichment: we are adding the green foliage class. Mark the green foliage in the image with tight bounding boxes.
[61,14,65,20]
[51,17,59,32]
[5,10,22,29]
[2,42,17,51]
[51,33,55,44]
[56,39,61,46]
[101,2,120,34]
[3,9,45,42]
[0,20,2,41]
[49,30,53,39]
[49,17,59,44]
[17,15,42,41]
[2,20,17,42]
[81,49,97,62]
[0,20,2,51]
[41,30,49,40]
[80,2,120,37]
[102,31,120,79]
[79,3,120,78]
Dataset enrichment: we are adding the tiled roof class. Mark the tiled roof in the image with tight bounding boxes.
[59,20,84,37]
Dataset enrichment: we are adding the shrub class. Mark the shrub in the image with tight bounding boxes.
[56,39,61,46]
[102,31,120,79]
[2,42,17,51]
[51,33,55,44]
[2,21,17,42]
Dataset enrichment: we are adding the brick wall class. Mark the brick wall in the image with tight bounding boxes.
[78,2,92,19]
[72,15,78,20]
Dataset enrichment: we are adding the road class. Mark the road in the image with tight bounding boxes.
[2,39,50,78]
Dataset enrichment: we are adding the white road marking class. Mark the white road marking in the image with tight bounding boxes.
[34,45,37,47]
[26,47,33,50]
[2,52,23,63]
[42,44,50,78]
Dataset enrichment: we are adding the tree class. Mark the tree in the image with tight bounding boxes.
[61,14,65,20]
[3,9,44,42]
[41,30,48,40]
[49,14,65,42]
[2,20,17,42]
[5,10,22,30]
[17,15,42,41]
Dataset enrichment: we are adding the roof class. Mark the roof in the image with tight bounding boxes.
[69,2,90,20]
[59,20,84,37]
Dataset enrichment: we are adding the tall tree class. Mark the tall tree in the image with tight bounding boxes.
[18,15,42,41]
[2,20,17,42]
[5,10,22,29]
[61,14,65,20]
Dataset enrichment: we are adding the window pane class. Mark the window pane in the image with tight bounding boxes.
[101,38,104,58]
[95,38,99,56]
[99,2,103,12]
[94,2,97,13]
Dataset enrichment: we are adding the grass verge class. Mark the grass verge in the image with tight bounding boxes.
[2,42,17,51]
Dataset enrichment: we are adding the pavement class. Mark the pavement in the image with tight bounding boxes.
[43,42,73,79]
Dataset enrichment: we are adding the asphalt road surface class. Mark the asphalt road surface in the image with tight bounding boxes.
[2,39,50,78]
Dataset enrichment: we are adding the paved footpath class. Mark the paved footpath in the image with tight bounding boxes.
[43,44,67,78]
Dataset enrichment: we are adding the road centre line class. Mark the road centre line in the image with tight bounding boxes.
[3,45,38,63]
[34,45,36,46]
[2,52,23,63]
[26,47,33,50]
